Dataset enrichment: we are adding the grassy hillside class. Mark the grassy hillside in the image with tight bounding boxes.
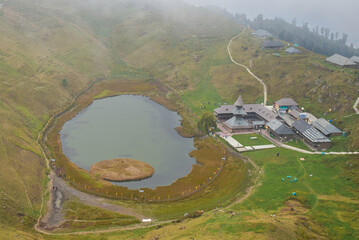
[0,0,358,238]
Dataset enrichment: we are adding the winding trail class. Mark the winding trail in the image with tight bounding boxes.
[353,97,359,114]
[227,28,268,105]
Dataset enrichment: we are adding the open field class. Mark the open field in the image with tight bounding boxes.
[232,133,272,146]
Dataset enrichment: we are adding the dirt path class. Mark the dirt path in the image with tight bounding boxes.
[227,28,268,106]
[353,97,359,114]
[39,174,148,230]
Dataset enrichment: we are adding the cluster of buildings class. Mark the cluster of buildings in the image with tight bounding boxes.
[252,29,302,54]
[214,95,342,150]
[326,54,359,68]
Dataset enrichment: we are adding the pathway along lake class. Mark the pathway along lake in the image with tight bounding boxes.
[60,95,196,189]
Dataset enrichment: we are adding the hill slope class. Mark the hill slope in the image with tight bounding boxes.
[0,0,358,238]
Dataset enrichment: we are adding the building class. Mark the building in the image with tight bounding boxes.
[286,47,302,54]
[252,29,272,39]
[351,56,359,64]
[326,54,357,67]
[266,119,295,142]
[242,104,278,123]
[223,96,251,132]
[214,103,277,124]
[313,118,342,137]
[292,119,331,150]
[214,105,234,122]
[273,98,298,113]
[261,40,284,49]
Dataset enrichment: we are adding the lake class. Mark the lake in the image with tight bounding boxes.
[60,95,196,189]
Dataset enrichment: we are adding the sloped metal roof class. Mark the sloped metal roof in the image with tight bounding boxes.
[214,105,234,114]
[292,119,311,133]
[267,119,294,135]
[293,119,330,143]
[303,127,331,143]
[242,104,277,122]
[232,106,247,115]
[234,95,244,107]
[313,118,341,136]
[224,116,250,128]
[289,109,300,119]
[267,119,283,131]
[275,98,298,107]
[252,29,272,37]
[286,47,302,54]
[262,40,284,48]
[351,56,359,63]
[326,54,356,66]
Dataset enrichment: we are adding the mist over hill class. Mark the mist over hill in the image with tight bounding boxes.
[185,0,359,48]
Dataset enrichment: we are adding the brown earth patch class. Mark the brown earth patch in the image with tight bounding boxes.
[90,159,154,182]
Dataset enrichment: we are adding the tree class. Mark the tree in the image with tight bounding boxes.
[335,32,339,42]
[341,33,348,45]
[330,33,334,41]
[324,28,330,39]
[291,18,296,26]
[320,27,325,36]
[62,78,68,88]
[302,22,309,31]
[197,112,216,135]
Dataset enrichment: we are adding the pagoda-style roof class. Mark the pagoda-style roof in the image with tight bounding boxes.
[234,95,244,107]
[224,116,250,129]
[232,106,247,115]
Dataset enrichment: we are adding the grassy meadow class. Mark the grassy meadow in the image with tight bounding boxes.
[0,0,358,238]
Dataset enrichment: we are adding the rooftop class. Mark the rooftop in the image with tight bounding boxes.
[252,29,272,37]
[275,98,298,107]
[262,40,284,48]
[292,119,311,133]
[286,47,302,54]
[303,127,331,143]
[293,119,330,143]
[351,56,359,63]
[313,118,341,136]
[234,95,244,107]
[224,116,250,129]
[267,119,294,135]
[242,104,278,122]
[326,54,356,66]
[214,105,234,115]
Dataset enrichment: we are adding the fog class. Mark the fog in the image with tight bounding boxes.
[184,0,359,47]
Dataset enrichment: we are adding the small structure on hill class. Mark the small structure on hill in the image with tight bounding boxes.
[266,119,295,142]
[313,118,342,137]
[261,40,284,49]
[286,47,302,54]
[326,54,356,67]
[252,29,272,39]
[223,96,251,132]
[351,56,359,64]
[273,98,298,113]
[292,119,331,150]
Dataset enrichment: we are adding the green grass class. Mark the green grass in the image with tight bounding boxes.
[232,133,272,146]
[327,135,350,152]
[285,139,312,151]
[229,147,359,238]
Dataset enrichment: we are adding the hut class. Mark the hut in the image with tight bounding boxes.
[252,29,272,39]
[326,54,356,67]
[261,40,284,49]
[286,47,302,54]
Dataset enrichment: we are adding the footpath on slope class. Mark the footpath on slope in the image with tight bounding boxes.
[227,28,267,106]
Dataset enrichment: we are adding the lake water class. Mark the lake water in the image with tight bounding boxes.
[60,95,195,189]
